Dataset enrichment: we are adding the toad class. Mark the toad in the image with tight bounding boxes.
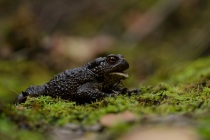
[15,54,130,104]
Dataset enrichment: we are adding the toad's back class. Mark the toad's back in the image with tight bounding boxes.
[44,67,96,100]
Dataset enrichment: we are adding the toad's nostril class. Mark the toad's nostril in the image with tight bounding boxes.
[118,60,129,70]
[123,60,129,69]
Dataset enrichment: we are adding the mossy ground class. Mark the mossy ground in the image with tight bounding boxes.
[1,56,210,139]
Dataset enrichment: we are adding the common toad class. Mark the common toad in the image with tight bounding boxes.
[15,54,129,104]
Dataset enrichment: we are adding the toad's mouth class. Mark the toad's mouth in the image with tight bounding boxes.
[109,72,129,78]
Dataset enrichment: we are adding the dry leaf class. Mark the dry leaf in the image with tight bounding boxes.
[120,126,199,140]
[99,110,138,127]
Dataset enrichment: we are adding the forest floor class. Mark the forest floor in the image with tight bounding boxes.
[1,50,210,140]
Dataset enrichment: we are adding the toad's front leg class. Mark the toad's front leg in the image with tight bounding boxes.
[75,82,115,104]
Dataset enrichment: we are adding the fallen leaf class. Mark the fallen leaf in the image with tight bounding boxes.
[120,126,199,140]
[99,110,138,127]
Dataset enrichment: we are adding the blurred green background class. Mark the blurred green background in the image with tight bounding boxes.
[0,0,210,101]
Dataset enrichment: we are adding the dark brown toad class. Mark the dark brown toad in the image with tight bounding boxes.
[15,54,130,104]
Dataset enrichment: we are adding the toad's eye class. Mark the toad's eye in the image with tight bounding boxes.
[107,56,118,64]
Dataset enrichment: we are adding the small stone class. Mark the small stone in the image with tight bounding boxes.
[84,123,102,132]
[64,123,81,131]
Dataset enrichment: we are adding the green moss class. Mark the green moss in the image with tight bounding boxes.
[0,59,53,140]
[103,123,134,140]
[148,56,210,85]
[169,57,210,84]
[198,115,210,140]
[2,56,210,139]
[0,117,44,140]
[9,77,209,129]
[11,81,210,128]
